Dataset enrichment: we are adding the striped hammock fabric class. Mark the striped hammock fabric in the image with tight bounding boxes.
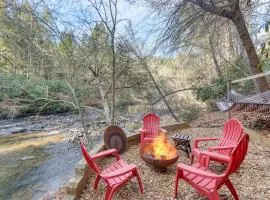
[217,90,270,113]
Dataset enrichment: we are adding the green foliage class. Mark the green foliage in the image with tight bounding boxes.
[260,21,270,71]
[196,56,255,107]
[228,57,247,79]
[20,101,71,116]
[170,97,201,122]
[0,2,155,122]
[0,74,73,117]
[44,80,70,93]
[178,101,200,122]
[227,57,255,94]
[1,74,70,98]
[58,32,75,55]
[196,77,227,102]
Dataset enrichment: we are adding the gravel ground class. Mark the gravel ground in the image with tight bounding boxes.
[79,127,270,200]
[42,187,66,200]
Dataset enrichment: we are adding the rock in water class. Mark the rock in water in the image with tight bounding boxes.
[10,127,27,134]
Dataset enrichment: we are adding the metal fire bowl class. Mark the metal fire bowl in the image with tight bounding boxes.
[140,150,179,169]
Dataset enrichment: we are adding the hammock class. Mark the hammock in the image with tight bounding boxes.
[217,90,270,113]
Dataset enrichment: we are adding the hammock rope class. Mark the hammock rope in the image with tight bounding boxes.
[217,90,270,113]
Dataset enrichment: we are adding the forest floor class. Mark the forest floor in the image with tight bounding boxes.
[78,126,270,200]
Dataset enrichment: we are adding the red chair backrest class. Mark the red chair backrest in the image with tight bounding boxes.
[79,141,101,174]
[218,119,244,155]
[224,133,249,176]
[143,113,160,138]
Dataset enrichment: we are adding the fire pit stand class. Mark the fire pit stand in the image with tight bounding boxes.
[171,135,191,158]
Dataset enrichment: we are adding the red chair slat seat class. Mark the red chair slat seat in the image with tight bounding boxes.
[174,133,249,200]
[79,141,144,200]
[191,118,244,164]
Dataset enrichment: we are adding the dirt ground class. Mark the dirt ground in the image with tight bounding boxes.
[79,127,270,200]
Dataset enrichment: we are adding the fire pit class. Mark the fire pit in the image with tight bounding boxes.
[140,133,179,169]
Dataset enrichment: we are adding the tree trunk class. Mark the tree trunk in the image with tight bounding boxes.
[110,35,116,125]
[140,58,179,122]
[41,49,44,78]
[98,79,111,124]
[228,25,236,59]
[232,8,269,92]
[209,36,222,77]
[13,48,17,74]
[27,13,33,78]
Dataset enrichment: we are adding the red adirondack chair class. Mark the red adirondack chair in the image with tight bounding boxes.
[79,141,144,200]
[140,113,167,146]
[174,133,249,200]
[191,118,243,164]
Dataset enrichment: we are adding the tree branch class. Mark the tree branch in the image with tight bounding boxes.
[151,87,198,106]
[190,0,233,18]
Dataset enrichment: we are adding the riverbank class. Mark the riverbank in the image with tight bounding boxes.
[2,111,269,200]
[0,111,174,200]
[0,111,102,200]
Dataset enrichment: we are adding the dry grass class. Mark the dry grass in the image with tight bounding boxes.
[79,127,270,200]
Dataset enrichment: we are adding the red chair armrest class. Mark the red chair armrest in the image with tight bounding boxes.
[92,149,120,160]
[101,164,137,179]
[198,151,230,167]
[177,163,221,179]
[139,128,147,133]
[193,137,219,148]
[208,145,235,153]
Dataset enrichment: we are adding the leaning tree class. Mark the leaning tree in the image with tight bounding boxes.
[147,0,270,92]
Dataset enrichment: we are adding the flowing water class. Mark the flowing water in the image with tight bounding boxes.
[0,111,144,200]
[0,132,81,200]
[0,113,88,200]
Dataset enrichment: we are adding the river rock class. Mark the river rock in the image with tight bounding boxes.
[11,127,27,134]
[20,156,35,160]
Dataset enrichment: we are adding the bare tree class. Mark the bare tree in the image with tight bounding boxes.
[148,0,270,92]
[87,0,120,125]
[135,52,180,122]
[119,27,180,122]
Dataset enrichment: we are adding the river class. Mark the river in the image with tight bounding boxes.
[0,113,102,200]
[0,110,154,200]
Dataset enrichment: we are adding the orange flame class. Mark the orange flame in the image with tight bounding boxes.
[143,132,177,160]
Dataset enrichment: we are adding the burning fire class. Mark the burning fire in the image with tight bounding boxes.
[142,132,177,160]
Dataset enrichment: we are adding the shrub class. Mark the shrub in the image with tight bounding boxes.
[0,73,74,117]
[170,96,201,122]
[178,99,201,122]
[196,56,256,107]
[44,79,70,93]
[196,77,227,102]
[227,57,254,94]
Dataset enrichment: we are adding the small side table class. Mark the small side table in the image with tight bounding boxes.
[171,135,192,158]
